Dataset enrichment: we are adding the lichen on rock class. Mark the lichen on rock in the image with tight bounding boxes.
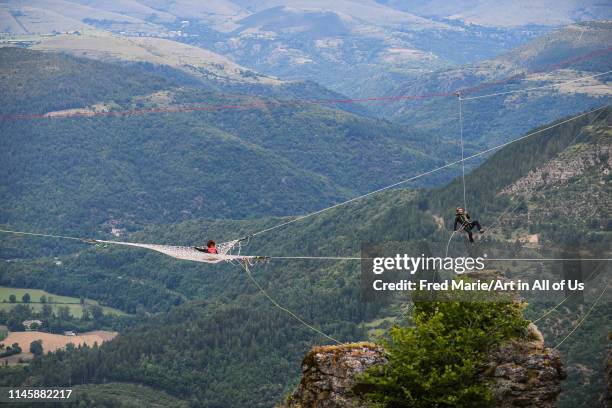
[482,326,566,408]
[281,342,386,408]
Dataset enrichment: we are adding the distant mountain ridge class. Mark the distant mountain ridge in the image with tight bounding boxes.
[3,1,610,102]
[371,20,612,172]
[1,0,571,98]
[378,0,612,27]
[1,29,372,116]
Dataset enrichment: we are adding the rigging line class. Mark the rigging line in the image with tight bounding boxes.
[244,256,611,262]
[487,258,612,261]
[531,261,606,324]
[459,46,612,96]
[270,256,366,260]
[444,226,463,258]
[239,260,342,345]
[532,46,612,73]
[0,228,84,242]
[460,70,612,101]
[475,105,606,251]
[4,223,607,262]
[473,200,524,246]
[458,94,467,210]
[247,105,608,239]
[532,294,573,324]
[553,284,609,349]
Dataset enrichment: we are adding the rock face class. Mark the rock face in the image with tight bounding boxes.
[500,142,612,197]
[283,271,566,407]
[281,342,386,408]
[283,333,565,408]
[482,323,566,408]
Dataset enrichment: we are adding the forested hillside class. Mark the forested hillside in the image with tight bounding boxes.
[428,106,610,222]
[2,108,609,407]
[0,48,440,237]
[0,48,171,117]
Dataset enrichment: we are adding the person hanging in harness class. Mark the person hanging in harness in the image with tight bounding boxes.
[194,240,219,254]
[454,207,484,243]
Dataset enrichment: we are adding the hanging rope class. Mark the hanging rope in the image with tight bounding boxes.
[239,260,341,344]
[444,92,470,255]
[445,226,463,258]
[457,92,467,211]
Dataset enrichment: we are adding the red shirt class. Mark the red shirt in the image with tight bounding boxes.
[207,246,218,254]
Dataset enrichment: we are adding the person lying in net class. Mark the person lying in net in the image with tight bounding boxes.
[194,240,219,254]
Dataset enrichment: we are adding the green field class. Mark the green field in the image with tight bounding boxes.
[0,287,126,316]
[0,325,7,341]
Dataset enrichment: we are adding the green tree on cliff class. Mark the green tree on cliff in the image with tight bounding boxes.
[359,292,528,407]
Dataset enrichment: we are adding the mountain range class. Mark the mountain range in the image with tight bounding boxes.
[4,1,610,98]
[0,4,611,407]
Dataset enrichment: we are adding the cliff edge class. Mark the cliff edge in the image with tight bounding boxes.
[281,342,385,408]
[281,272,566,408]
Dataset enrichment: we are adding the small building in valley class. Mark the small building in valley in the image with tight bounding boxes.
[22,320,43,331]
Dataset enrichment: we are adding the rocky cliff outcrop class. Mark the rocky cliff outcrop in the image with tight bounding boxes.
[281,342,385,408]
[282,330,564,408]
[281,272,566,408]
[500,141,611,197]
[482,323,565,407]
